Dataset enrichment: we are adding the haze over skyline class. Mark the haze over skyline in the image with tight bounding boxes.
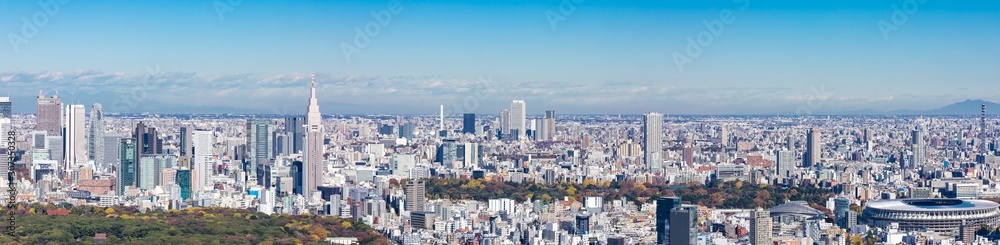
[2,0,999,114]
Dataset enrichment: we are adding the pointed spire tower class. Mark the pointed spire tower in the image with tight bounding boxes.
[307,73,322,125]
[303,72,325,198]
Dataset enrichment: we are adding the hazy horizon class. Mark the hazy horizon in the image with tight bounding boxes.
[3,0,999,114]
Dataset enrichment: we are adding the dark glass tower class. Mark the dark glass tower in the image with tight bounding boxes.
[291,160,303,195]
[656,197,681,245]
[462,113,476,134]
[176,169,191,200]
[117,138,137,195]
[284,116,305,154]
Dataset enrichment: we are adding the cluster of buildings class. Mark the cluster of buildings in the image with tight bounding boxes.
[5,83,1000,244]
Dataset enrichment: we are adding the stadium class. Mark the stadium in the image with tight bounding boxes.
[862,199,1000,232]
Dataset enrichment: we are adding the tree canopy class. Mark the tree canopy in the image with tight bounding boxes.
[0,203,389,245]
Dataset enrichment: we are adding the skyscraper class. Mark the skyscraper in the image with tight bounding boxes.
[0,118,9,148]
[544,110,556,141]
[718,125,729,147]
[398,122,415,140]
[117,138,137,195]
[499,109,510,138]
[179,126,192,156]
[405,179,426,212]
[176,168,192,200]
[669,206,697,245]
[462,113,476,135]
[777,150,794,178]
[133,122,163,156]
[805,128,820,167]
[88,103,104,172]
[291,160,303,195]
[139,154,174,190]
[750,208,772,245]
[834,197,851,228]
[102,136,121,174]
[0,97,11,118]
[246,119,274,179]
[64,104,87,176]
[644,113,664,172]
[911,125,926,166]
[36,91,62,136]
[192,130,213,192]
[436,138,458,168]
[509,100,526,140]
[284,116,305,154]
[656,197,680,245]
[303,74,325,196]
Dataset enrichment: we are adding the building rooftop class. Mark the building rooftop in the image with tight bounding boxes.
[768,202,823,217]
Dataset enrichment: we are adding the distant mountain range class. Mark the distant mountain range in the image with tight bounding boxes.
[832,99,1000,116]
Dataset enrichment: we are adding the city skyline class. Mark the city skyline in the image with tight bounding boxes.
[8,1,1000,244]
[2,1,1000,114]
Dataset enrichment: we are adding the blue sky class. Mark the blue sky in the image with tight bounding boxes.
[2,0,999,115]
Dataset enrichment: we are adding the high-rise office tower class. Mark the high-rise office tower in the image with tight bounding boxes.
[544,110,556,141]
[911,125,926,166]
[133,122,162,156]
[46,135,63,167]
[102,136,122,173]
[117,138,137,195]
[284,116,305,154]
[863,128,871,151]
[139,154,174,190]
[669,206,698,245]
[777,150,794,178]
[246,119,274,179]
[436,138,458,168]
[805,128,820,167]
[509,100,526,140]
[463,142,480,167]
[179,126,192,156]
[499,109,510,138]
[534,118,547,141]
[31,131,47,149]
[303,74,325,196]
[175,168,191,200]
[656,197,680,245]
[718,126,728,147]
[644,113,664,172]
[575,212,591,235]
[0,97,11,118]
[64,104,87,175]
[291,160,303,195]
[462,113,476,135]
[192,130,213,192]
[750,209,772,245]
[0,118,9,148]
[88,103,104,172]
[398,122,415,140]
[36,91,62,136]
[834,197,851,228]
[405,179,426,212]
